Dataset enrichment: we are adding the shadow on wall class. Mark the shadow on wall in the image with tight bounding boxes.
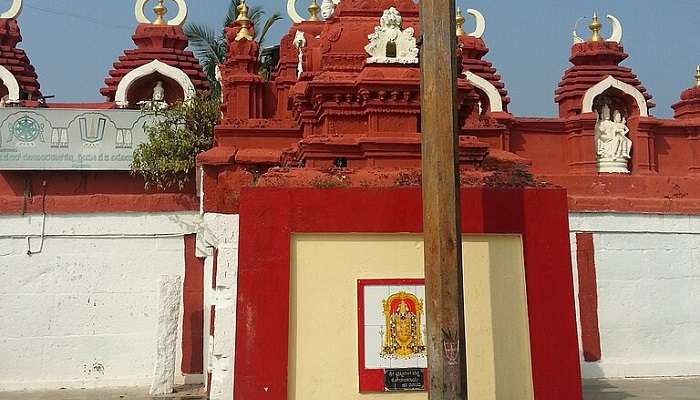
[582,364,637,400]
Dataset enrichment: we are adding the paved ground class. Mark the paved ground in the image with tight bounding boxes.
[1,378,699,399]
[0,385,205,400]
[583,377,700,400]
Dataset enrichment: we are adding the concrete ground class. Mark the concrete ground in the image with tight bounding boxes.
[1,378,699,399]
[0,385,205,400]
[583,377,700,400]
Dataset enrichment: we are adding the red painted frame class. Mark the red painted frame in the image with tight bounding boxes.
[236,187,582,400]
[357,278,427,392]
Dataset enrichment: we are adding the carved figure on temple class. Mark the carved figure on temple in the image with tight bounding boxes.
[152,81,165,102]
[365,7,419,64]
[595,104,631,173]
[320,0,338,20]
[293,30,306,78]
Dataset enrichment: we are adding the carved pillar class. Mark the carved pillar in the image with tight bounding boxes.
[220,25,264,122]
[687,127,700,174]
[628,116,660,174]
[564,115,598,174]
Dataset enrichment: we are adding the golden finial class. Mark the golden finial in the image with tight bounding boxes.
[153,0,168,25]
[456,7,466,37]
[235,0,253,41]
[695,65,700,88]
[308,0,320,22]
[588,12,602,42]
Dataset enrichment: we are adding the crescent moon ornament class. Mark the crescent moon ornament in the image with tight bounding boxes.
[466,8,485,39]
[287,0,305,24]
[606,14,623,43]
[135,0,188,26]
[0,0,23,19]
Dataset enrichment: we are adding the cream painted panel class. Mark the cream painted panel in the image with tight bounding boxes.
[289,234,533,400]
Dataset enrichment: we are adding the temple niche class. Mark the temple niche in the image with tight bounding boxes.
[365,7,419,64]
[593,94,632,173]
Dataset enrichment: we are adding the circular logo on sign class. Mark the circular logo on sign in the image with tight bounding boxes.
[10,116,43,143]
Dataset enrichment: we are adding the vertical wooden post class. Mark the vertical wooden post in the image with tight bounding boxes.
[419,0,467,399]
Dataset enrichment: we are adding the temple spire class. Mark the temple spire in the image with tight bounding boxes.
[695,65,700,88]
[588,12,602,42]
[153,0,167,25]
[456,7,466,36]
[235,0,253,41]
[308,0,320,22]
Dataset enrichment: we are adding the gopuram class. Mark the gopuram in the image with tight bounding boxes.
[0,0,699,399]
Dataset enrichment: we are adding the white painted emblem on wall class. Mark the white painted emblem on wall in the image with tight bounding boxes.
[365,7,419,65]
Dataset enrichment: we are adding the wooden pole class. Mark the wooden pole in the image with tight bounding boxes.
[419,0,467,399]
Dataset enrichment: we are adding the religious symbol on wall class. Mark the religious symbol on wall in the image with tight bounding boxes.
[9,116,44,144]
[380,291,426,359]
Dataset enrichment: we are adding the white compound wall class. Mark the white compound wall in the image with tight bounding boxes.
[0,212,200,391]
[570,213,700,379]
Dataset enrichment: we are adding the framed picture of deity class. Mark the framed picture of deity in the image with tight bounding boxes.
[357,278,428,392]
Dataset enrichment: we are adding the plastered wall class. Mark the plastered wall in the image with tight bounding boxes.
[570,213,700,379]
[289,234,534,400]
[0,212,199,390]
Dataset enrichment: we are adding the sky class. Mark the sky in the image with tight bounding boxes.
[8,0,699,117]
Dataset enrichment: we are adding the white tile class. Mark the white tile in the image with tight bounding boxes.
[416,355,428,369]
[364,325,389,369]
[363,285,389,326]
[389,355,419,369]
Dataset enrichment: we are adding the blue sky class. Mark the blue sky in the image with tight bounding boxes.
[10,0,699,117]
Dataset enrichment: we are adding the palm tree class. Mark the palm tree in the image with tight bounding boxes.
[184,0,282,95]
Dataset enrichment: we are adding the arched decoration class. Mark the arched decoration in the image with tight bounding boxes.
[464,71,503,113]
[606,14,623,43]
[582,76,648,117]
[135,0,188,26]
[287,0,304,23]
[0,0,22,19]
[115,60,195,108]
[466,9,485,39]
[0,65,21,104]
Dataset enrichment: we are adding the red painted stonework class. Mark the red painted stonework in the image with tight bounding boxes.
[235,187,582,400]
[576,233,602,362]
[0,17,41,103]
[0,171,197,214]
[100,24,209,106]
[182,234,204,374]
[199,1,700,217]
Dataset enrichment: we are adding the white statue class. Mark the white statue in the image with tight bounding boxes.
[293,30,306,79]
[153,80,165,102]
[320,0,336,19]
[365,7,419,64]
[595,104,632,173]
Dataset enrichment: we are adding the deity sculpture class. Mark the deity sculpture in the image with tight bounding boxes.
[293,30,306,79]
[365,7,419,64]
[320,0,336,19]
[595,104,632,173]
[152,80,165,102]
[380,291,426,359]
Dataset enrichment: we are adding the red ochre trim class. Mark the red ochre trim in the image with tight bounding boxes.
[0,194,197,214]
[182,234,205,375]
[235,187,582,400]
[357,279,427,392]
[576,233,602,362]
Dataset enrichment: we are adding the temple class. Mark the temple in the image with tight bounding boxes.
[1,0,699,399]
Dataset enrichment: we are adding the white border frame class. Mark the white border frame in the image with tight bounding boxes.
[582,76,649,117]
[465,71,503,113]
[0,65,20,104]
[114,60,195,108]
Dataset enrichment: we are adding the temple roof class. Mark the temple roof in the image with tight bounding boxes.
[100,0,208,105]
[0,14,41,104]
